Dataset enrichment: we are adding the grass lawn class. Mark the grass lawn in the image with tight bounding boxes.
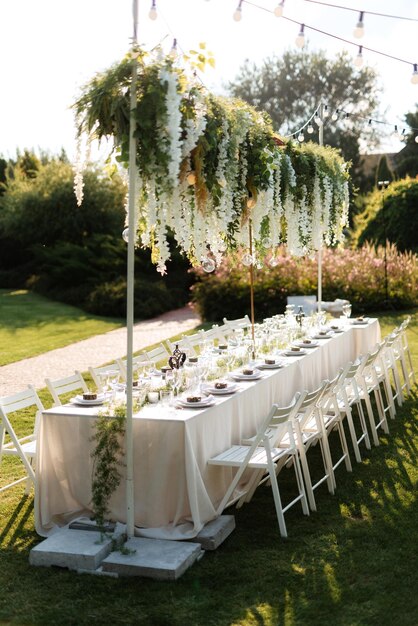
[0,310,417,625]
[0,289,124,366]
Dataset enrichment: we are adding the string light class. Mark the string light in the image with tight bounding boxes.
[353,11,365,38]
[400,128,407,142]
[392,125,400,139]
[169,38,178,59]
[354,45,364,68]
[314,112,323,126]
[331,109,340,122]
[233,0,243,21]
[148,0,157,20]
[274,1,285,17]
[295,24,305,48]
[298,1,418,24]
[323,104,329,118]
[415,135,418,144]
[307,122,314,134]
[297,131,305,142]
[411,64,418,84]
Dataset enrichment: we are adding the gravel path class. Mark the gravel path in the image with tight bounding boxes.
[0,305,200,396]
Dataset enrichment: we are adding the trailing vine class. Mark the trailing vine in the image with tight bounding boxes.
[74,46,350,272]
[90,405,126,529]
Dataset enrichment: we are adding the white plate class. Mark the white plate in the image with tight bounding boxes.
[177,394,215,408]
[257,361,284,369]
[295,340,318,348]
[351,318,370,325]
[313,334,332,340]
[72,394,105,406]
[283,349,307,357]
[231,369,262,381]
[329,327,344,333]
[205,383,238,395]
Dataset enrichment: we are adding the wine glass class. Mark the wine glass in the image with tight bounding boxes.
[342,303,352,324]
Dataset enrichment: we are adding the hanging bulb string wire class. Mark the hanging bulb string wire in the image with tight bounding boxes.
[300,0,418,23]
[242,1,416,67]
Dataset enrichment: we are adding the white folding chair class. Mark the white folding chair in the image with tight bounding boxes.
[291,381,335,512]
[144,343,171,367]
[336,361,371,463]
[222,315,251,332]
[0,386,44,493]
[208,393,309,538]
[88,362,122,393]
[317,373,353,484]
[45,371,88,406]
[395,317,416,396]
[380,331,404,410]
[356,346,391,446]
[116,353,150,381]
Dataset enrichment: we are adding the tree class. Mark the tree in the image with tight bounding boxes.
[228,49,382,188]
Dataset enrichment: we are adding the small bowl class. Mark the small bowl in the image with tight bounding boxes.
[265,359,276,365]
[214,381,228,389]
[303,339,312,344]
[187,396,202,403]
[291,346,301,352]
[242,369,254,376]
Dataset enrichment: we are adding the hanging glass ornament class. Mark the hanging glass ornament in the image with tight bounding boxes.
[201,256,216,273]
[242,253,254,267]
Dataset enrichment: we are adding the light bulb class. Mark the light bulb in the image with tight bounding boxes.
[122,227,130,243]
[392,125,400,140]
[261,236,272,248]
[295,24,305,48]
[269,256,279,268]
[354,46,363,68]
[187,171,196,185]
[297,131,305,142]
[201,256,216,273]
[323,105,329,118]
[307,123,314,134]
[331,109,339,122]
[233,2,242,21]
[169,38,178,59]
[411,64,418,85]
[314,114,323,127]
[274,1,284,17]
[415,135,418,143]
[400,129,407,142]
[353,11,364,38]
[148,0,157,20]
[242,253,254,267]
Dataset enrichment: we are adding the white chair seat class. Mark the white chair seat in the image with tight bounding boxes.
[210,444,291,469]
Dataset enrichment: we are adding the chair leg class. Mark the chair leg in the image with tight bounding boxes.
[266,453,287,537]
[293,452,310,516]
[335,420,352,472]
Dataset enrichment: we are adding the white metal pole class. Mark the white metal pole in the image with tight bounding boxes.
[125,0,138,539]
[317,102,324,314]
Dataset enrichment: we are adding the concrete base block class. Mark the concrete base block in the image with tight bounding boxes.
[29,529,113,571]
[102,537,203,580]
[193,515,235,551]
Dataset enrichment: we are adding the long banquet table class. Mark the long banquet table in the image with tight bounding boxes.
[35,319,381,539]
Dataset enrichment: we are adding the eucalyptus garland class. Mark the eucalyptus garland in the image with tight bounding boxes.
[90,407,126,528]
[74,47,350,273]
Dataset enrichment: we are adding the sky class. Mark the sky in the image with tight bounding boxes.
[1,0,418,162]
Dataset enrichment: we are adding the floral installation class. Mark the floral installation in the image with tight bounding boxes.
[73,47,350,274]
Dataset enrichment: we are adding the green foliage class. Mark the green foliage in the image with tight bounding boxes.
[191,244,418,321]
[354,178,418,253]
[91,407,126,528]
[228,49,381,189]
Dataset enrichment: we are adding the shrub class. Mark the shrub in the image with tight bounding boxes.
[191,244,418,321]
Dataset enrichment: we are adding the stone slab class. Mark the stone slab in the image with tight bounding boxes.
[102,537,203,580]
[29,528,113,571]
[193,515,236,550]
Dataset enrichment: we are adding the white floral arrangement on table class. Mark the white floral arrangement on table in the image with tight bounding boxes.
[73,46,350,274]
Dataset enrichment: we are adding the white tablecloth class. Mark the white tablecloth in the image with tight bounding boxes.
[35,320,380,538]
